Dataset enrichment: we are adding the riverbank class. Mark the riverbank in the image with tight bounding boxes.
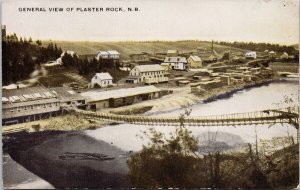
[103,78,280,115]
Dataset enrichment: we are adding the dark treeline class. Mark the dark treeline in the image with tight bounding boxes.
[216,41,297,55]
[2,33,62,85]
[61,53,121,81]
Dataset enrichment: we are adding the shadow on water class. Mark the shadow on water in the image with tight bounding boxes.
[3,131,131,188]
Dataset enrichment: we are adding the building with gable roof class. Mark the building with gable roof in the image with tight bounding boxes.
[91,72,113,88]
[126,64,168,84]
[163,57,188,70]
[187,55,202,68]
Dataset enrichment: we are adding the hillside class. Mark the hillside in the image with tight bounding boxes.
[42,40,248,59]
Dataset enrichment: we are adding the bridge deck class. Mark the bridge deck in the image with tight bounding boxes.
[74,108,299,128]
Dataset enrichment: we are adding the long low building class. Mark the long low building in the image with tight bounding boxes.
[2,86,86,125]
[2,86,61,125]
[81,85,163,110]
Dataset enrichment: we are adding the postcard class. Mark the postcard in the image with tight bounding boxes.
[1,0,299,189]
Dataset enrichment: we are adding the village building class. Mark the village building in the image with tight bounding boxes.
[163,57,188,70]
[281,52,289,59]
[187,55,202,69]
[96,51,110,60]
[81,85,163,110]
[49,87,86,109]
[245,51,257,59]
[91,72,113,88]
[167,50,179,57]
[2,86,61,125]
[126,64,168,84]
[269,51,276,59]
[107,50,120,60]
[95,50,120,60]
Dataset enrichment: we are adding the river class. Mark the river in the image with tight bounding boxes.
[4,79,299,188]
[85,79,299,151]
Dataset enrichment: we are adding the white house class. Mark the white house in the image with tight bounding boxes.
[107,50,120,60]
[245,51,257,59]
[126,64,168,84]
[91,72,113,88]
[96,51,110,60]
[163,57,188,70]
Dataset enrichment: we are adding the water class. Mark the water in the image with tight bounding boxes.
[85,80,299,152]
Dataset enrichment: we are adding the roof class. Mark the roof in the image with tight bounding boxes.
[94,72,113,80]
[134,64,164,72]
[97,51,109,55]
[163,57,187,63]
[107,50,120,55]
[49,87,86,102]
[167,50,178,54]
[189,55,202,62]
[2,86,59,109]
[81,85,162,102]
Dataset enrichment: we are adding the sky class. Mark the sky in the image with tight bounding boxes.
[1,0,299,45]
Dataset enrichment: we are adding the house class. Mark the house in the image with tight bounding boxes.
[269,51,276,59]
[245,51,257,59]
[107,50,120,60]
[2,86,61,125]
[91,72,113,88]
[167,50,179,57]
[126,64,168,84]
[281,52,289,59]
[187,55,202,69]
[163,57,188,70]
[96,51,110,60]
[81,85,163,110]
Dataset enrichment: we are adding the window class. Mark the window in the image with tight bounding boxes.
[95,76,97,79]
[24,106,27,111]
[30,106,34,109]
[10,109,14,112]
[17,108,21,112]
[43,104,46,108]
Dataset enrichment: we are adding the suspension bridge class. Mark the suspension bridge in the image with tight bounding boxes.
[73,108,299,129]
[2,107,298,135]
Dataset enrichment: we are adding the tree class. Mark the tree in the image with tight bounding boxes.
[127,108,203,188]
[36,40,42,46]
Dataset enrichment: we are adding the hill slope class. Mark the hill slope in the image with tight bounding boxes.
[43,40,248,59]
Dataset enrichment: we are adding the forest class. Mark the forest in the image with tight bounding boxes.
[2,33,62,85]
[216,41,298,55]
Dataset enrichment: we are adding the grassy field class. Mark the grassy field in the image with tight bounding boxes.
[42,40,248,59]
